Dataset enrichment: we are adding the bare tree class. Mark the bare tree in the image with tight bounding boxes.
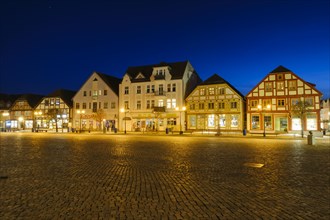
[290,100,312,138]
[93,109,106,131]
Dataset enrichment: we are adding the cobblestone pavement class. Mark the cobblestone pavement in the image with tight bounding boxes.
[0,133,329,219]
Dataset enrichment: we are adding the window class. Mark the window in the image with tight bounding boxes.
[146,100,150,109]
[291,98,299,106]
[146,85,150,93]
[265,82,272,92]
[200,88,205,96]
[45,100,49,106]
[209,88,215,95]
[55,98,60,105]
[208,115,215,127]
[251,100,258,107]
[231,115,238,127]
[277,82,284,90]
[167,99,171,109]
[252,116,260,129]
[230,102,237,109]
[263,99,271,107]
[99,90,102,95]
[199,103,204,110]
[82,103,87,109]
[208,103,214,109]
[50,98,55,105]
[218,88,225,95]
[124,101,129,109]
[264,116,272,129]
[219,114,226,127]
[167,84,171,92]
[158,100,164,107]
[92,102,97,112]
[76,103,80,109]
[172,99,176,109]
[89,91,91,96]
[124,87,129,94]
[172,83,176,92]
[159,84,164,95]
[277,74,284,80]
[151,85,155,93]
[305,97,314,106]
[83,91,87,96]
[89,103,91,109]
[190,103,195,110]
[137,86,141,94]
[104,102,108,109]
[93,90,98,96]
[104,90,108,95]
[292,118,301,130]
[288,80,297,91]
[151,100,155,108]
[219,102,225,109]
[277,99,285,107]
[307,114,317,130]
[137,100,141,110]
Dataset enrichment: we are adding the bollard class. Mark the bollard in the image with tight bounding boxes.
[307,131,315,145]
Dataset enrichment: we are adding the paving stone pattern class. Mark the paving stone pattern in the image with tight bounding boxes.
[0,133,329,219]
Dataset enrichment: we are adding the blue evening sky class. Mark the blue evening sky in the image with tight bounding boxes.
[1,0,329,98]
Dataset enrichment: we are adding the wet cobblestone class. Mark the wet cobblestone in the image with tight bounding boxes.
[0,133,329,219]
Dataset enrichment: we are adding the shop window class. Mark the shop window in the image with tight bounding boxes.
[231,115,238,127]
[252,115,260,129]
[264,116,272,129]
[307,114,317,130]
[208,115,215,127]
[219,114,226,127]
[292,118,301,130]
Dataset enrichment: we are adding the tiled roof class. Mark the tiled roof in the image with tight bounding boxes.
[46,89,76,108]
[270,65,292,73]
[16,94,44,108]
[199,74,244,98]
[96,72,122,96]
[125,61,190,82]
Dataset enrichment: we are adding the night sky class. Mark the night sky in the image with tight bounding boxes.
[1,0,329,98]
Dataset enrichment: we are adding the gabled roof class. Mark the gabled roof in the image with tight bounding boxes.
[125,61,190,82]
[13,94,44,109]
[199,73,244,98]
[270,65,292,73]
[0,93,21,109]
[96,72,121,96]
[46,89,76,108]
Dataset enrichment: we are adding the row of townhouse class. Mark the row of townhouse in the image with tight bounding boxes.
[1,61,327,134]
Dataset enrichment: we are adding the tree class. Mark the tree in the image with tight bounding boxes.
[93,109,106,131]
[290,100,312,138]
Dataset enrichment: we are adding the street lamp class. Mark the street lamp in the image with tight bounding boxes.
[76,110,85,132]
[176,106,186,135]
[258,104,271,137]
[120,108,129,134]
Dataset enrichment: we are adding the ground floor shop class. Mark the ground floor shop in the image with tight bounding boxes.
[247,112,320,133]
[186,113,244,133]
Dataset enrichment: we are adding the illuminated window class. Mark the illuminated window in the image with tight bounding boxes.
[252,115,260,129]
[200,88,205,96]
[264,116,272,129]
[209,88,215,95]
[263,99,271,107]
[292,118,301,130]
[219,114,226,127]
[158,100,164,107]
[307,114,317,130]
[167,99,171,109]
[172,99,176,108]
[277,82,284,90]
[208,115,215,127]
[231,115,238,127]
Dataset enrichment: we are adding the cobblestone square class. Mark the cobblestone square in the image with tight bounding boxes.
[0,133,329,219]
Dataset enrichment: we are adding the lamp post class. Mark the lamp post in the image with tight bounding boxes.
[76,110,85,132]
[176,106,186,135]
[120,108,129,134]
[258,104,271,137]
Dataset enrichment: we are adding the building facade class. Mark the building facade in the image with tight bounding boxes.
[119,61,201,132]
[246,66,322,134]
[34,89,76,132]
[185,74,245,133]
[320,98,330,132]
[8,94,44,130]
[72,72,121,132]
